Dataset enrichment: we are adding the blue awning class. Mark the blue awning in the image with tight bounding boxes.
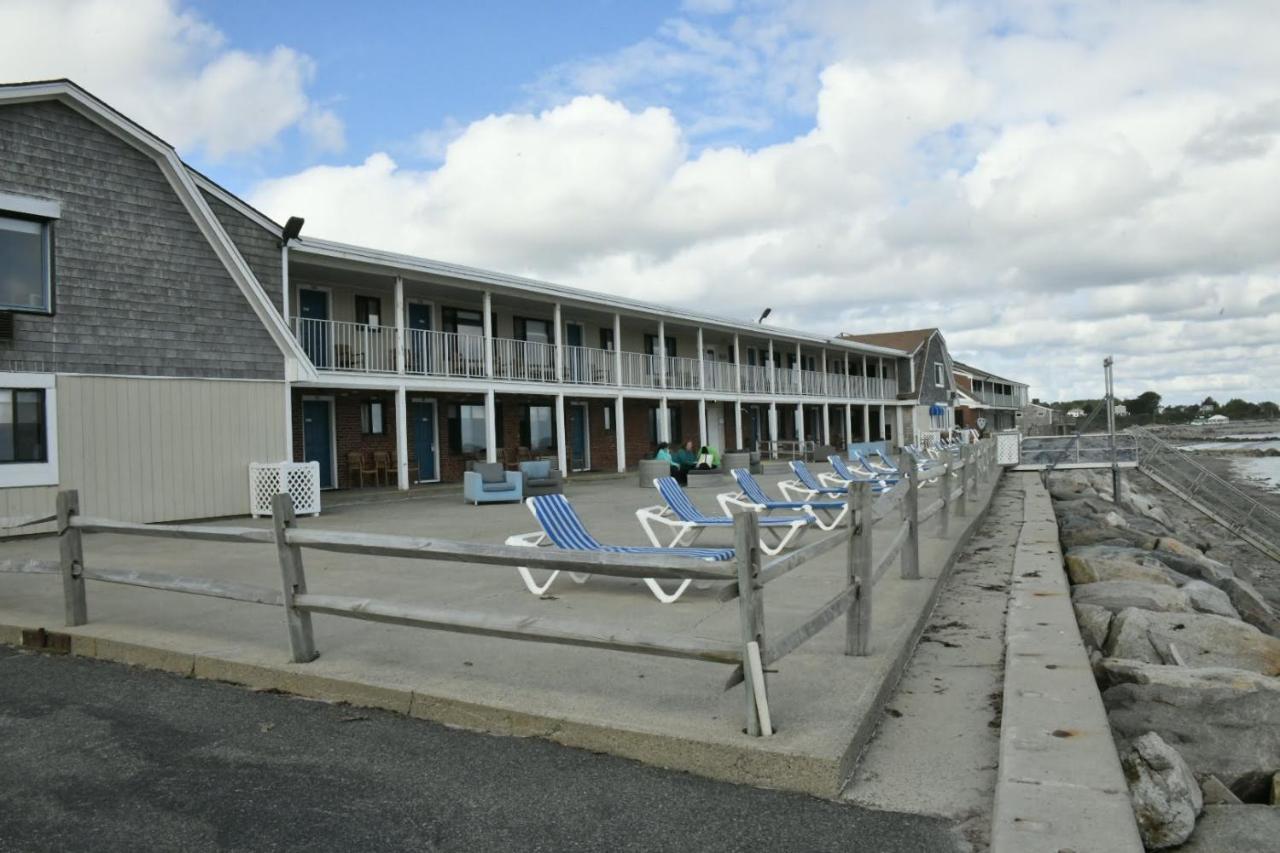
[929,403,946,416]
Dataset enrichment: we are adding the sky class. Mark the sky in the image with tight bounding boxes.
[2,0,1278,405]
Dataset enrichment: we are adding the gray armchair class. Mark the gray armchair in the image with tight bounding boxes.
[519,459,563,496]
[463,462,523,505]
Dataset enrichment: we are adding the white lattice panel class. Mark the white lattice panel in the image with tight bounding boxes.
[249,462,321,518]
[995,431,1021,466]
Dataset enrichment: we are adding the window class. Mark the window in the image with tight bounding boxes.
[0,214,53,314]
[360,399,385,435]
[599,328,614,351]
[443,307,485,336]
[515,317,551,343]
[648,406,682,444]
[643,334,677,358]
[0,388,47,463]
[934,363,946,387]
[602,405,612,432]
[452,404,487,453]
[520,405,554,451]
[0,374,57,487]
[355,295,382,327]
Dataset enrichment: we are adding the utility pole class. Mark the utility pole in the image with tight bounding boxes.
[1104,356,1121,504]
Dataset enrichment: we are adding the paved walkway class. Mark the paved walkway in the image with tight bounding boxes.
[844,474,1025,850]
[0,646,965,853]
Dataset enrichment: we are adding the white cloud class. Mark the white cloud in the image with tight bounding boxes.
[249,0,1280,405]
[0,0,342,158]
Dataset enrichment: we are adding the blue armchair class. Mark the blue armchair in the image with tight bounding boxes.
[464,462,523,505]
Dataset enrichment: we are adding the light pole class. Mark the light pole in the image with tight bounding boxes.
[1104,356,1121,504]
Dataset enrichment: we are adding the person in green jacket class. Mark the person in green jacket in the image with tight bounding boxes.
[672,440,698,473]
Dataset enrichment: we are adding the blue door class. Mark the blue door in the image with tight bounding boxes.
[298,289,330,368]
[409,401,437,482]
[302,400,333,488]
[565,323,583,381]
[407,303,431,373]
[568,403,588,471]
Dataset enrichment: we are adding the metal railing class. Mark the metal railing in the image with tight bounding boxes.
[1131,427,1280,563]
[740,364,771,394]
[563,345,616,386]
[294,317,397,373]
[619,351,662,389]
[492,337,558,383]
[404,328,487,379]
[1020,433,1139,468]
[665,355,702,391]
[704,360,737,393]
[0,441,997,737]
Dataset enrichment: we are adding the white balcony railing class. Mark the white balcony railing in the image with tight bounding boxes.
[665,355,701,391]
[564,345,617,386]
[620,351,662,389]
[295,317,397,373]
[493,337,558,383]
[740,364,771,394]
[704,360,737,393]
[404,328,486,379]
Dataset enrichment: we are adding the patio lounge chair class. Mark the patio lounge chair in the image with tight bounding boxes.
[718,468,849,531]
[637,477,810,556]
[783,460,889,503]
[505,493,734,603]
[824,455,898,488]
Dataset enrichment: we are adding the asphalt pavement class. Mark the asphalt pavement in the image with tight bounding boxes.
[0,646,965,853]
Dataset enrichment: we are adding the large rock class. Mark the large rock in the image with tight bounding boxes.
[1048,471,1099,501]
[1177,805,1280,852]
[1150,547,1234,586]
[1100,660,1280,800]
[1065,545,1188,586]
[1120,732,1202,849]
[1102,608,1280,675]
[1060,525,1159,551]
[1220,576,1280,637]
[1074,602,1113,652]
[1182,580,1240,619]
[1072,581,1192,614]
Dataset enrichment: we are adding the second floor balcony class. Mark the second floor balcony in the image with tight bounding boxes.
[292,316,900,401]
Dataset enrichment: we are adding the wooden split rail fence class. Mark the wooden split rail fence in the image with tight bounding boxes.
[0,440,996,736]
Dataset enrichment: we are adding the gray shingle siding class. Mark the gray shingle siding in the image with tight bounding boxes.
[917,334,952,405]
[202,190,284,315]
[0,100,283,379]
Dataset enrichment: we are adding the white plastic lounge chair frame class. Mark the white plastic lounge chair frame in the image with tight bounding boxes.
[637,477,810,556]
[718,468,850,531]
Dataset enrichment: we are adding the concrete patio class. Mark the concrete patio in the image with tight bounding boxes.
[0,464,1000,798]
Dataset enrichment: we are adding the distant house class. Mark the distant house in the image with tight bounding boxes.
[951,361,1029,433]
[1199,404,1216,414]
[1067,408,1086,419]
[1207,414,1230,424]
[1113,403,1129,417]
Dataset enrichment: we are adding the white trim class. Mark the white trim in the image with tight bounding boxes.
[0,372,58,488]
[0,191,60,219]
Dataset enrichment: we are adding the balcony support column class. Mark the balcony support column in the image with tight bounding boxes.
[394,276,405,375]
[485,388,498,464]
[862,403,871,443]
[734,400,744,451]
[877,356,884,399]
[861,355,868,398]
[615,395,627,473]
[767,402,778,454]
[613,313,623,388]
[657,320,667,390]
[482,291,494,378]
[895,406,904,448]
[658,396,670,444]
[395,385,409,490]
[822,349,828,397]
[795,403,805,448]
[553,302,564,382]
[844,404,853,450]
[698,397,708,447]
[823,402,831,446]
[767,340,775,395]
[697,327,705,391]
[795,342,802,395]
[880,404,887,440]
[556,393,568,476]
[733,334,741,393]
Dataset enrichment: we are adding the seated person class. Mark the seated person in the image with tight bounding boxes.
[695,445,718,469]
[655,441,683,484]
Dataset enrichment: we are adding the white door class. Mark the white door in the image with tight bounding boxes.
[707,402,725,449]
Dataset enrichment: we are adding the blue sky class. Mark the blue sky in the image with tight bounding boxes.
[185,0,811,194]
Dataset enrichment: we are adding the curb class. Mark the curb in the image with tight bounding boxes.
[990,473,1142,852]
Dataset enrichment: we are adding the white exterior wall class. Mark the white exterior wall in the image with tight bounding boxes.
[0,374,287,526]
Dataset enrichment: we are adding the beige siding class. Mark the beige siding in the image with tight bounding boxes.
[1,375,286,526]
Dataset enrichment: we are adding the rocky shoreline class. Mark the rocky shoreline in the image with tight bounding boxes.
[1047,468,1280,850]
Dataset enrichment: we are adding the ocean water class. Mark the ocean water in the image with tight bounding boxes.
[1233,457,1280,493]
[1179,438,1280,453]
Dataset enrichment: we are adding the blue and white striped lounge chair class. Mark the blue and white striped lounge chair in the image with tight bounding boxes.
[637,477,811,556]
[719,468,849,531]
[851,448,898,476]
[825,455,898,488]
[780,460,886,503]
[504,493,733,603]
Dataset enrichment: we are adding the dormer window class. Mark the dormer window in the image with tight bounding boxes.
[934,362,945,387]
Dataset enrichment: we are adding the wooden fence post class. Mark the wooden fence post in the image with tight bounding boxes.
[734,511,766,735]
[846,481,873,656]
[939,456,951,537]
[272,493,318,662]
[900,454,920,580]
[56,490,87,626]
[956,445,969,517]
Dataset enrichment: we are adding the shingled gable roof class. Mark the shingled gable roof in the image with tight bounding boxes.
[0,78,316,380]
[837,328,937,355]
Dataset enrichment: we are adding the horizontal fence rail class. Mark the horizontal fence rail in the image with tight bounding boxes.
[0,440,998,738]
